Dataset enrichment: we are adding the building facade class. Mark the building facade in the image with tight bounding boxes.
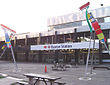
[0,6,110,64]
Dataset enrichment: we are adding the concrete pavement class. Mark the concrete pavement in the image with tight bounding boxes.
[0,61,110,85]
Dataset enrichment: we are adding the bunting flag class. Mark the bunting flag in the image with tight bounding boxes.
[1,33,14,50]
[4,30,12,48]
[1,44,7,50]
[87,12,106,42]
[1,24,16,48]
[0,24,13,48]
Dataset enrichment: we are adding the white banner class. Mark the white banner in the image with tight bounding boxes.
[31,42,99,50]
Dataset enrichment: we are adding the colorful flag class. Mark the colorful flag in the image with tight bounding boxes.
[1,44,7,50]
[87,12,106,42]
[1,24,12,48]
[1,33,15,50]
[4,30,12,48]
[0,24,16,48]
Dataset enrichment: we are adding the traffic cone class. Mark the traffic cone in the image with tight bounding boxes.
[45,65,47,73]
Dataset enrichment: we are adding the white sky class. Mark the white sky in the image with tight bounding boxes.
[0,0,110,36]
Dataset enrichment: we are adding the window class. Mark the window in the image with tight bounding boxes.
[97,18,104,23]
[82,21,88,26]
[54,21,82,29]
[104,17,110,22]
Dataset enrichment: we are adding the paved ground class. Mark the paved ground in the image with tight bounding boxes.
[0,61,110,85]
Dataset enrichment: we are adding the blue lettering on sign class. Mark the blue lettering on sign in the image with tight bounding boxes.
[61,45,72,48]
[51,45,60,48]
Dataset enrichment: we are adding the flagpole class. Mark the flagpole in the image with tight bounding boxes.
[90,31,95,74]
[84,7,93,77]
[84,32,92,76]
[11,47,18,72]
[79,2,92,80]
[0,47,7,58]
[103,41,110,55]
[79,6,93,80]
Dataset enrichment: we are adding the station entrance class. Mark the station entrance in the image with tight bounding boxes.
[52,49,99,64]
[31,42,99,64]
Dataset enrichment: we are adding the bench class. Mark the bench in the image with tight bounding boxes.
[34,78,66,85]
[24,73,63,85]
[17,80,66,85]
[93,66,110,70]
[16,81,29,85]
[54,81,66,85]
[52,63,66,71]
[70,62,78,68]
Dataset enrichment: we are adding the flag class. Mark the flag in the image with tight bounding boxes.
[4,30,12,48]
[87,12,106,42]
[0,24,16,48]
[0,24,12,48]
[1,44,7,50]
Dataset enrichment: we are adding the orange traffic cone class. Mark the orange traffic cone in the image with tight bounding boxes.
[45,65,47,73]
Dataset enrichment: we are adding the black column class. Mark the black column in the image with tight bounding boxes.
[25,50,29,62]
[25,35,29,62]
[14,37,17,47]
[37,33,41,45]
[38,33,42,62]
[55,31,58,43]
[74,49,79,64]
[25,35,28,46]
[99,41,102,64]
[54,31,59,63]
[74,28,79,64]
[14,37,17,61]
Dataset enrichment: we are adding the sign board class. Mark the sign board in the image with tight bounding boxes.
[31,42,99,50]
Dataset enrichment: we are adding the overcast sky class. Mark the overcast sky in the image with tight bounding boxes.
[0,0,110,36]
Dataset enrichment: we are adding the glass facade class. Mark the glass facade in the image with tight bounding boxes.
[104,17,110,22]
[82,21,88,26]
[54,21,82,29]
[52,17,110,30]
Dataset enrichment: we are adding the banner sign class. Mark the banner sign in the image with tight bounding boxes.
[31,42,99,50]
